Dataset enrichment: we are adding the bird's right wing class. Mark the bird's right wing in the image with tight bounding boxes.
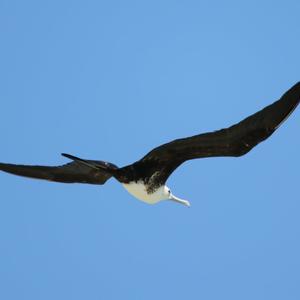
[0,158,118,185]
[141,81,300,163]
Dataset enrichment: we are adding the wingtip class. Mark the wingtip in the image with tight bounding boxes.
[287,81,300,94]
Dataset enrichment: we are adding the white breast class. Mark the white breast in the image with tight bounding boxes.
[122,181,167,204]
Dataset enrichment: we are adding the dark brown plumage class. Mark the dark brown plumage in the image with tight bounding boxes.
[0,159,117,185]
[1,82,300,193]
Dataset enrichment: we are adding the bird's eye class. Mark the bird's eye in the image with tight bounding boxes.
[168,189,171,194]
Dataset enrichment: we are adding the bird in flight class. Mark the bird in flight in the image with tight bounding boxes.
[1,82,299,206]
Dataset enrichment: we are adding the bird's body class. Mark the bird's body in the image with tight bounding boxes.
[1,82,300,206]
[122,182,168,204]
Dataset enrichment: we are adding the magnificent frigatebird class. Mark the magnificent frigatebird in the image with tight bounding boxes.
[1,82,300,206]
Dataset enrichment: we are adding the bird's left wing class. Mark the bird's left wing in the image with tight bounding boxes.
[140,82,300,167]
[0,158,118,185]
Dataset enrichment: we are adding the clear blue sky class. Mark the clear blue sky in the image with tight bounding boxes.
[1,1,300,299]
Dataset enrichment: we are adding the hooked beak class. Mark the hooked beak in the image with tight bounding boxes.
[169,193,190,207]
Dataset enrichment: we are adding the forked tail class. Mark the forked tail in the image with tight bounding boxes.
[61,153,118,175]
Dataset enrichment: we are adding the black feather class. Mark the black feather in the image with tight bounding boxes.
[123,82,300,187]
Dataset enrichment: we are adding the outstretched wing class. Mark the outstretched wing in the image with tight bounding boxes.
[0,158,118,185]
[136,82,300,183]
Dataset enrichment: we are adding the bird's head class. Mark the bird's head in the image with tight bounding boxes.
[164,186,190,207]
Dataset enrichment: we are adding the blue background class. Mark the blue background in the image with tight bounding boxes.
[1,1,300,299]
